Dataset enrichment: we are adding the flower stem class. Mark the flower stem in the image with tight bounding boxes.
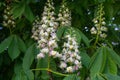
[94,3,103,47]
[31,68,69,77]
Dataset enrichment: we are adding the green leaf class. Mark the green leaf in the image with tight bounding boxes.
[25,70,34,80]
[78,30,90,47]
[106,47,120,67]
[12,70,27,80]
[63,75,80,80]
[23,44,36,71]
[80,50,90,68]
[50,59,57,71]
[16,36,27,53]
[8,35,20,60]
[104,74,120,80]
[12,2,25,18]
[41,71,50,80]
[104,56,117,75]
[92,74,105,80]
[57,26,68,39]
[73,28,81,43]
[0,35,13,54]
[94,0,106,3]
[36,55,49,68]
[90,47,105,76]
[14,61,23,74]
[24,5,35,22]
[108,57,117,75]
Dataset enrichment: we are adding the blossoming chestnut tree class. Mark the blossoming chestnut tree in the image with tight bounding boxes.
[0,0,120,80]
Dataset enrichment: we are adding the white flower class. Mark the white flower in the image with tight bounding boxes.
[90,27,97,34]
[74,60,79,65]
[102,21,106,25]
[67,57,74,63]
[60,62,67,68]
[50,22,54,26]
[66,66,73,73]
[42,24,47,28]
[101,26,107,32]
[69,45,74,50]
[42,16,47,20]
[100,33,107,38]
[41,48,49,53]
[50,51,57,56]
[37,53,45,59]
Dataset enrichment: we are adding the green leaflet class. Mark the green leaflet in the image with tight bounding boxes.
[80,51,90,68]
[16,36,27,53]
[12,2,25,18]
[22,44,36,71]
[92,74,105,80]
[76,29,90,47]
[24,5,35,22]
[104,74,120,80]
[25,70,34,80]
[103,55,117,75]
[57,26,68,39]
[90,47,107,77]
[8,35,20,61]
[106,47,120,67]
[14,61,34,80]
[0,35,13,54]
[63,75,80,80]
[12,70,28,80]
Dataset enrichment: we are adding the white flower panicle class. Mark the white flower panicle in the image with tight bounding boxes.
[90,4,107,38]
[3,5,15,28]
[57,2,71,27]
[32,0,61,59]
[59,29,82,73]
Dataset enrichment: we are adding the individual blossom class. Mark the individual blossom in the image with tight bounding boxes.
[57,1,71,27]
[90,3,107,38]
[59,28,82,73]
[3,5,16,28]
[32,0,61,59]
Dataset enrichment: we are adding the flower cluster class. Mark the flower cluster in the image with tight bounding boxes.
[90,4,107,38]
[32,0,61,59]
[59,29,82,73]
[3,5,15,28]
[57,2,71,27]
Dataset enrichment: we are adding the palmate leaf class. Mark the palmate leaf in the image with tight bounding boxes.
[0,35,13,54]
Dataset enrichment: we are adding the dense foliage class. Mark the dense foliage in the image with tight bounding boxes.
[0,0,120,80]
